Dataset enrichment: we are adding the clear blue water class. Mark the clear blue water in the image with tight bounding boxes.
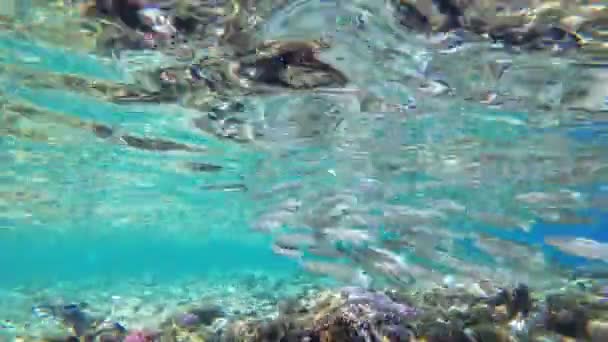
[1,1,608,336]
[0,230,300,287]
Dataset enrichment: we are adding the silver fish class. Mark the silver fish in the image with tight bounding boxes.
[545,237,608,261]
[515,190,584,208]
[300,260,371,288]
[274,232,319,249]
[271,243,303,259]
[322,227,373,245]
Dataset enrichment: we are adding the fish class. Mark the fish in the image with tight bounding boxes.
[383,205,448,227]
[473,233,547,269]
[347,247,418,287]
[32,305,55,319]
[430,199,467,213]
[545,236,608,261]
[91,124,205,153]
[251,210,295,232]
[321,227,373,246]
[533,208,595,225]
[306,243,348,259]
[271,243,303,259]
[201,183,248,192]
[299,260,372,288]
[273,232,319,250]
[119,135,204,152]
[469,211,534,232]
[185,162,223,173]
[515,190,584,208]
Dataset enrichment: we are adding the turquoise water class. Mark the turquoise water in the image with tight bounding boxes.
[0,231,300,287]
[0,8,303,296]
[1,2,608,337]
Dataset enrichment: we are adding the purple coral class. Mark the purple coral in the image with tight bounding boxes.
[176,312,201,327]
[341,287,420,319]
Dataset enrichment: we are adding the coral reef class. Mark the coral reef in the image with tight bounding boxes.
[6,276,608,341]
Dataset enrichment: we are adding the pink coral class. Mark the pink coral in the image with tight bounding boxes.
[124,331,149,342]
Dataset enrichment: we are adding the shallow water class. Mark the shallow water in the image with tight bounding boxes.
[1,0,608,338]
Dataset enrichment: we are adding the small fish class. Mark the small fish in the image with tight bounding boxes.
[306,243,347,259]
[273,233,318,250]
[300,260,371,287]
[322,227,372,245]
[119,135,202,152]
[255,182,303,199]
[515,190,583,208]
[384,205,448,226]
[276,198,302,212]
[534,209,595,225]
[185,162,223,173]
[431,199,466,213]
[545,236,608,261]
[271,243,303,259]
[348,247,418,287]
[470,212,533,232]
[32,305,54,319]
[251,210,294,232]
[473,234,546,268]
[200,183,248,192]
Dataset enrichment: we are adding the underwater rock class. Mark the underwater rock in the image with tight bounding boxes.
[485,284,532,321]
[420,323,471,342]
[544,306,589,338]
[39,303,96,337]
[389,0,586,55]
[277,297,305,316]
[233,41,349,90]
[466,324,513,342]
[188,304,226,325]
